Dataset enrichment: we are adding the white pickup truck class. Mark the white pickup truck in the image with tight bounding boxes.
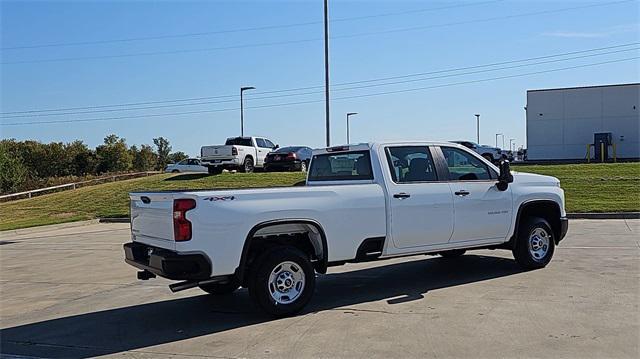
[124,141,568,316]
[200,136,278,174]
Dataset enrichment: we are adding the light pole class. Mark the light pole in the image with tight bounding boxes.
[495,133,503,148]
[346,112,358,144]
[240,86,255,137]
[474,114,480,143]
[323,0,331,147]
[509,138,515,152]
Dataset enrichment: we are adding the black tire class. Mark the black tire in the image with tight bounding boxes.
[240,157,254,173]
[199,278,240,295]
[171,169,180,173]
[207,166,222,175]
[248,246,316,317]
[439,249,466,258]
[300,161,308,173]
[512,217,555,270]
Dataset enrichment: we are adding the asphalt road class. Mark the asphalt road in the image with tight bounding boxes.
[1,219,638,358]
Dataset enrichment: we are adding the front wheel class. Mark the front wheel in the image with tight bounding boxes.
[300,161,308,172]
[512,217,555,270]
[248,246,315,317]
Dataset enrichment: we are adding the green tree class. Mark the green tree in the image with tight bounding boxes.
[131,144,157,171]
[96,134,132,173]
[0,145,28,194]
[153,137,172,170]
[65,140,96,176]
[168,151,189,164]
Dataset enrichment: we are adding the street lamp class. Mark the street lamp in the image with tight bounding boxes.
[509,138,515,152]
[240,86,255,137]
[346,112,358,144]
[323,0,331,147]
[474,114,480,143]
[495,133,503,148]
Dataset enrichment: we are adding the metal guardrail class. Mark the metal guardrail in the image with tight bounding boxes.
[0,171,160,202]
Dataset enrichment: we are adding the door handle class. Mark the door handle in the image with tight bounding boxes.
[454,190,470,196]
[393,192,411,199]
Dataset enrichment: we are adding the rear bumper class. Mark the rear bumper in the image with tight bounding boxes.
[201,158,240,167]
[123,242,211,280]
[558,217,569,243]
[265,160,302,171]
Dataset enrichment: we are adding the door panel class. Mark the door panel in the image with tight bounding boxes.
[384,146,454,249]
[437,146,513,242]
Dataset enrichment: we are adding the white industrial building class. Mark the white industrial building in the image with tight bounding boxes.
[526,83,639,161]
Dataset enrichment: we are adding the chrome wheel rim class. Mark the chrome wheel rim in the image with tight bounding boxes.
[528,227,550,261]
[268,261,305,305]
[301,162,307,172]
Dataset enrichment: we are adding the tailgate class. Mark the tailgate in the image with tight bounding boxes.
[130,193,176,250]
[201,145,233,158]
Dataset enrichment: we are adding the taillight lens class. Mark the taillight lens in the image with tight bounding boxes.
[231,146,238,156]
[173,199,196,241]
[287,152,297,160]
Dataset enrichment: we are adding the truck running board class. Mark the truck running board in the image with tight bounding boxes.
[168,277,230,293]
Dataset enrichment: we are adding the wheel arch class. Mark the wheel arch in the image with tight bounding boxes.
[510,200,563,247]
[236,219,329,285]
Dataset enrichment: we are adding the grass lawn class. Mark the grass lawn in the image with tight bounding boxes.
[1,163,638,231]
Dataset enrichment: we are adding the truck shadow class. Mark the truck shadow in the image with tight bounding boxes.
[0,254,522,358]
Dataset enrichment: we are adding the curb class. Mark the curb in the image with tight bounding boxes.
[0,219,100,235]
[98,217,130,223]
[567,212,640,219]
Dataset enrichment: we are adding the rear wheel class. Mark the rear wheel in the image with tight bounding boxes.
[240,157,254,173]
[248,246,315,317]
[439,249,466,258]
[512,217,555,270]
[199,278,240,295]
[300,161,308,172]
[171,169,180,173]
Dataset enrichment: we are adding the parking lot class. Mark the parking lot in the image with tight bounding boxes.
[1,219,638,358]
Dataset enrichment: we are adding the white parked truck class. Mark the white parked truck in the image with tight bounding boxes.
[124,141,568,316]
[200,136,278,174]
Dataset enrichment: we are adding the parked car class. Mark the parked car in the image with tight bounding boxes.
[200,136,277,174]
[164,158,208,173]
[125,141,567,316]
[450,140,502,163]
[264,146,313,172]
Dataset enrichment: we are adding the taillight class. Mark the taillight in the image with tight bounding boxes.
[173,199,196,241]
[287,152,297,160]
[231,146,238,156]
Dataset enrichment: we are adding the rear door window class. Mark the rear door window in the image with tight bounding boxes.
[256,138,267,148]
[385,146,438,183]
[308,151,373,181]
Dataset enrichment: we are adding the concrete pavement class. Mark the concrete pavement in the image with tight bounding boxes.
[1,219,638,358]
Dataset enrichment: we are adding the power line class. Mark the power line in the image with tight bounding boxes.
[2,0,633,65]
[2,45,637,119]
[3,42,637,116]
[1,1,503,50]
[3,56,636,127]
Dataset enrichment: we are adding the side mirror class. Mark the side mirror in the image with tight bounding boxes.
[497,160,514,191]
[274,144,279,149]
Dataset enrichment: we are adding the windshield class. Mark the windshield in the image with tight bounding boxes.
[225,137,253,146]
[308,150,373,181]
[275,146,302,153]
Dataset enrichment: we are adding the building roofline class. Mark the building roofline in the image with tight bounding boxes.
[527,83,639,93]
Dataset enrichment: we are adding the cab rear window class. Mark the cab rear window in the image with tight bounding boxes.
[308,151,373,181]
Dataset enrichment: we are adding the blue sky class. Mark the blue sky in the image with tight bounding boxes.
[1,0,638,156]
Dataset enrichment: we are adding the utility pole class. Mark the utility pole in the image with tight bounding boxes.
[240,86,255,137]
[474,114,480,143]
[346,112,358,144]
[323,0,331,147]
